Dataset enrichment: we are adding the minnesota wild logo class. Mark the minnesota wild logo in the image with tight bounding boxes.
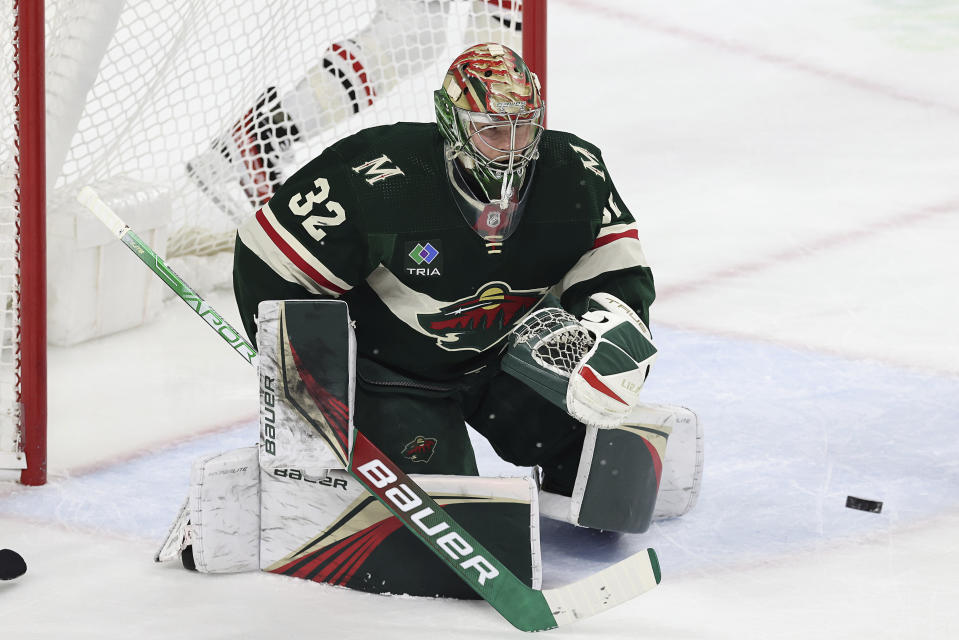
[418,282,542,352]
[402,436,438,463]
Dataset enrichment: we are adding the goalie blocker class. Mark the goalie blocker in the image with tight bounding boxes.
[157,300,541,598]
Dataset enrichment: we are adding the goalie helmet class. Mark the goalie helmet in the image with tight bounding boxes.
[434,43,544,242]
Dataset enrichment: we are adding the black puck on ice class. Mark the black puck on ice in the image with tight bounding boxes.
[0,548,27,580]
[846,496,883,513]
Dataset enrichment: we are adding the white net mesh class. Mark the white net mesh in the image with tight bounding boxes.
[0,0,526,471]
[511,306,594,377]
[0,5,20,468]
[47,0,524,258]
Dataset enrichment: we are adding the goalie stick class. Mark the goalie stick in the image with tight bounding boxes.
[77,187,661,631]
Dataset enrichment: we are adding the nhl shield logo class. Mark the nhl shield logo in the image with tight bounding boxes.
[401,436,438,463]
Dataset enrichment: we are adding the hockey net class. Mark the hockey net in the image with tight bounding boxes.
[50,0,532,258]
[1,0,544,483]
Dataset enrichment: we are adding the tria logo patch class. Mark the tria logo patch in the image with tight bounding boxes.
[405,240,442,277]
[401,436,438,463]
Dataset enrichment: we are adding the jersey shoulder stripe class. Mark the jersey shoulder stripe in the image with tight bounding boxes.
[237,203,352,296]
[594,222,640,248]
[554,229,649,296]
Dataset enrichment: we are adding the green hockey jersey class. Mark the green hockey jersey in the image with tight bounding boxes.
[234,122,655,382]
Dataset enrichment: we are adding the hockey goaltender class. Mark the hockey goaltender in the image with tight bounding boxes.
[157,43,702,600]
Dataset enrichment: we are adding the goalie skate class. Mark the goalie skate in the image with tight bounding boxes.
[186,86,299,223]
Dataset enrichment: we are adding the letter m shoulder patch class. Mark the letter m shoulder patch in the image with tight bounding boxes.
[352,154,405,185]
[569,143,606,181]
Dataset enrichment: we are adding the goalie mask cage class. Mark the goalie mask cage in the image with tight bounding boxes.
[0,0,546,485]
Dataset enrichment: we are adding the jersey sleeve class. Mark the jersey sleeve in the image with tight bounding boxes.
[553,148,656,326]
[233,146,375,346]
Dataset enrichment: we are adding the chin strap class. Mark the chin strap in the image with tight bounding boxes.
[496,122,520,209]
[498,167,515,210]
[446,141,518,210]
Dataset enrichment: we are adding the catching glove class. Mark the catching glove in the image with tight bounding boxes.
[566,293,657,427]
[501,293,657,428]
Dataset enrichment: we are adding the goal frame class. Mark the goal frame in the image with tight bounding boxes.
[16,0,48,486]
[9,0,547,486]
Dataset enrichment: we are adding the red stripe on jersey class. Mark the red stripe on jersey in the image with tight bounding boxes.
[580,365,629,405]
[592,228,639,249]
[255,209,348,295]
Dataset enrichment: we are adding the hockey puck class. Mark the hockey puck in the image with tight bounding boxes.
[0,548,27,580]
[845,496,883,513]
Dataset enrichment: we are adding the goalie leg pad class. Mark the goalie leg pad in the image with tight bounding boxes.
[256,299,354,470]
[540,420,663,534]
[649,404,703,520]
[158,446,543,597]
[190,446,261,573]
[539,403,701,532]
[261,469,542,598]
[156,446,261,573]
[578,426,661,533]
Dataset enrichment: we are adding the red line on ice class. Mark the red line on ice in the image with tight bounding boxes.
[560,0,959,118]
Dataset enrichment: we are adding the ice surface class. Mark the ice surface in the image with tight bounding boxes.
[3,0,959,637]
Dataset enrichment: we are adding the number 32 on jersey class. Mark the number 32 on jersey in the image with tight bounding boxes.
[288,177,345,242]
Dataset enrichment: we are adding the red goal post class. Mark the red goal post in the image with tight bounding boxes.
[1,0,546,486]
[0,1,47,486]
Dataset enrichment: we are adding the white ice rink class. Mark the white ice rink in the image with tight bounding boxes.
[3,0,959,637]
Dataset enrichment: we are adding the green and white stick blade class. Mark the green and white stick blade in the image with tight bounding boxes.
[544,548,661,627]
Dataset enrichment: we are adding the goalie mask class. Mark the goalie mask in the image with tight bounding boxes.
[434,43,544,242]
